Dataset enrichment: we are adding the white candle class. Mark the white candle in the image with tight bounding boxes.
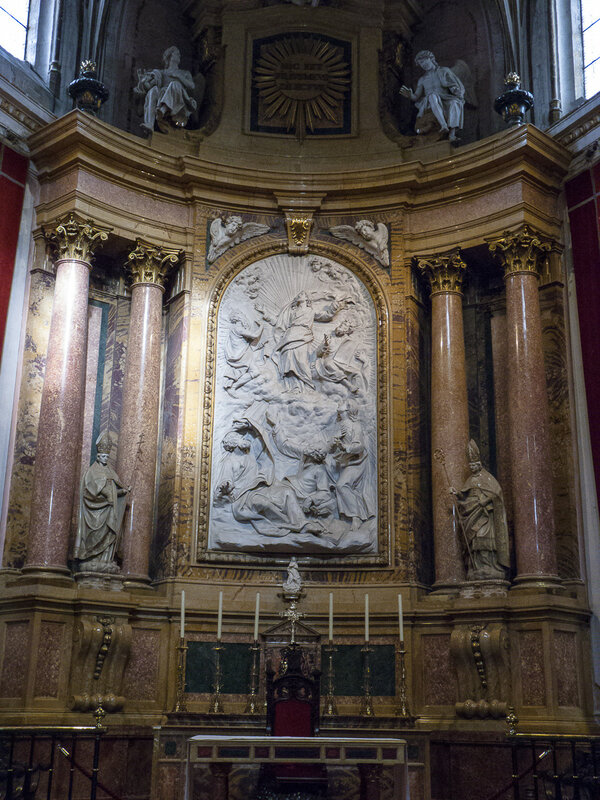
[254,592,260,641]
[364,593,369,642]
[328,592,333,642]
[398,593,404,642]
[180,590,185,639]
[217,591,223,640]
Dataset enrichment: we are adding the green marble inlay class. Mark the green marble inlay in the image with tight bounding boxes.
[322,644,396,696]
[185,642,253,694]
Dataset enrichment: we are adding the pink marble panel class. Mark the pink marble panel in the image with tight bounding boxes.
[422,633,456,706]
[519,630,546,706]
[0,621,30,697]
[554,630,579,707]
[123,628,160,701]
[33,620,64,697]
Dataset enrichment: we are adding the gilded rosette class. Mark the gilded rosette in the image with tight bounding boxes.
[487,225,551,279]
[45,213,110,265]
[127,240,181,288]
[416,249,466,295]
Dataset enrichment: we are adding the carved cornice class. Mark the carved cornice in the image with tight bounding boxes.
[126,240,182,288]
[415,249,466,295]
[44,213,110,265]
[487,225,551,279]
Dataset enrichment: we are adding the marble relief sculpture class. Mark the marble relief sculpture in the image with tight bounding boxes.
[207,216,271,263]
[400,50,465,142]
[329,220,390,268]
[73,434,130,573]
[134,46,203,134]
[450,440,510,581]
[209,254,377,555]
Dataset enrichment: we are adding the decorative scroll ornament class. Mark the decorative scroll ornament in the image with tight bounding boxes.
[127,239,181,288]
[285,212,313,254]
[487,225,550,279]
[415,248,466,295]
[45,214,110,264]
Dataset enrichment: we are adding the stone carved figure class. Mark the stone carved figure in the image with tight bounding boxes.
[134,46,203,134]
[209,253,378,555]
[208,216,270,263]
[400,50,465,142]
[74,434,129,573]
[282,558,303,595]
[450,440,510,581]
[329,220,390,267]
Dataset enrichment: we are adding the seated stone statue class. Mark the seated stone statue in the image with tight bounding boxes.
[400,49,465,142]
[73,434,129,573]
[134,45,202,134]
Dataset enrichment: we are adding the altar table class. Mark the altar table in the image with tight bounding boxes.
[185,734,409,800]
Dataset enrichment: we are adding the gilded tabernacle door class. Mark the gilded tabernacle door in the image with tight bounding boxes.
[203,253,383,559]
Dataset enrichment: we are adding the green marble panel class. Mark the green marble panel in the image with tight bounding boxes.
[323,644,396,696]
[185,642,252,694]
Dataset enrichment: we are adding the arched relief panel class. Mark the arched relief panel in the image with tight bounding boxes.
[194,239,392,568]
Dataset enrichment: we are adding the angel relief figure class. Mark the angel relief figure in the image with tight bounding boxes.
[329,220,390,267]
[223,310,266,394]
[208,216,270,263]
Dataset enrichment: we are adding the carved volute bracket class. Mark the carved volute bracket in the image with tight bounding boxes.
[44,213,111,265]
[450,622,511,719]
[487,224,551,279]
[126,239,182,289]
[284,212,314,254]
[415,248,466,296]
[69,614,132,713]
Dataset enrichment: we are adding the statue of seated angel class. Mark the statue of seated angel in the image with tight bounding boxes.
[134,46,204,134]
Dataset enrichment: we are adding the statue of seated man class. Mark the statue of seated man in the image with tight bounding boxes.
[400,50,465,142]
[135,45,200,134]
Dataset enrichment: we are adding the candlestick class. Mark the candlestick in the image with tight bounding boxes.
[180,590,185,639]
[244,640,261,715]
[396,639,417,726]
[209,643,225,714]
[174,636,188,713]
[254,592,260,641]
[323,642,338,716]
[217,591,223,640]
[328,592,333,642]
[398,593,403,642]
[364,593,369,642]
[360,643,374,717]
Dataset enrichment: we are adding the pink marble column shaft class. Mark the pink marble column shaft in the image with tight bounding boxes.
[117,241,179,583]
[489,226,558,583]
[26,216,108,572]
[419,251,469,588]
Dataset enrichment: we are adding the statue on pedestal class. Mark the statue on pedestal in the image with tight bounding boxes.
[74,434,129,573]
[450,440,510,581]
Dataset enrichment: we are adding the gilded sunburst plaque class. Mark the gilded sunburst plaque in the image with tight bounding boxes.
[250,33,352,139]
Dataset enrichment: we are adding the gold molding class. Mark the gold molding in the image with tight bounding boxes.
[487,225,551,279]
[126,239,182,288]
[44,213,111,265]
[284,213,314,254]
[415,248,466,295]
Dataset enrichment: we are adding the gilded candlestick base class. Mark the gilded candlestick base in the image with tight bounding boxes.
[396,643,417,726]
[244,641,261,715]
[360,644,375,717]
[174,636,188,713]
[323,642,338,716]
[209,643,225,714]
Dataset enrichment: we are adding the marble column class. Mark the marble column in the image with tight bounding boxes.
[418,250,469,588]
[117,240,180,584]
[25,215,109,573]
[488,226,558,584]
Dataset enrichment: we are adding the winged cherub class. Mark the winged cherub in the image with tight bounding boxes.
[329,220,390,267]
[208,216,270,263]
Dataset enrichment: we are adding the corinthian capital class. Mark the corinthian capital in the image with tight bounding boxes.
[487,225,551,279]
[126,240,181,289]
[415,249,466,295]
[45,214,111,264]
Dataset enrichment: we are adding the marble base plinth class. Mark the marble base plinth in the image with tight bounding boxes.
[74,571,125,591]
[459,580,510,599]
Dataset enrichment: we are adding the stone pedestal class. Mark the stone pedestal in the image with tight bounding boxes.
[117,241,180,584]
[489,226,558,584]
[25,215,109,574]
[418,251,469,589]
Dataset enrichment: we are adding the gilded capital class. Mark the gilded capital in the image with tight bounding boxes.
[45,214,110,264]
[126,240,181,288]
[416,249,466,295]
[487,225,551,279]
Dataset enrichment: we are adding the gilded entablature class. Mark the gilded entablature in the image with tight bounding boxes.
[196,245,390,566]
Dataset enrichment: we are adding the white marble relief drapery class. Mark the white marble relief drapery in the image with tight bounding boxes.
[208,254,378,555]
